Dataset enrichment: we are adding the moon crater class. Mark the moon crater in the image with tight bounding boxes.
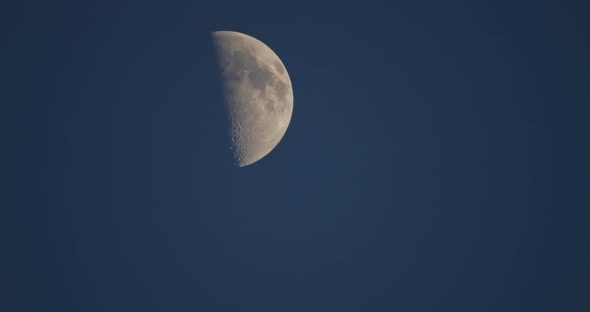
[212,31,294,167]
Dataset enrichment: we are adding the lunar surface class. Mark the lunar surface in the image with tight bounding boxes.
[211,31,294,167]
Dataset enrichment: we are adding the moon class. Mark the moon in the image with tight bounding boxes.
[211,31,294,168]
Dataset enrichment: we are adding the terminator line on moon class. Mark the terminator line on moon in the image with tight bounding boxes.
[211,31,294,167]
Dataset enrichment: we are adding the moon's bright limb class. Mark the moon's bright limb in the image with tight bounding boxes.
[211,31,294,168]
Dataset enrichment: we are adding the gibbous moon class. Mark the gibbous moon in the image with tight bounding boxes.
[211,31,294,168]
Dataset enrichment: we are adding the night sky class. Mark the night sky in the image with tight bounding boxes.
[3,2,589,311]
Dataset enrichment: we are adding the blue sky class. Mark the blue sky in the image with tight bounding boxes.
[2,2,589,311]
